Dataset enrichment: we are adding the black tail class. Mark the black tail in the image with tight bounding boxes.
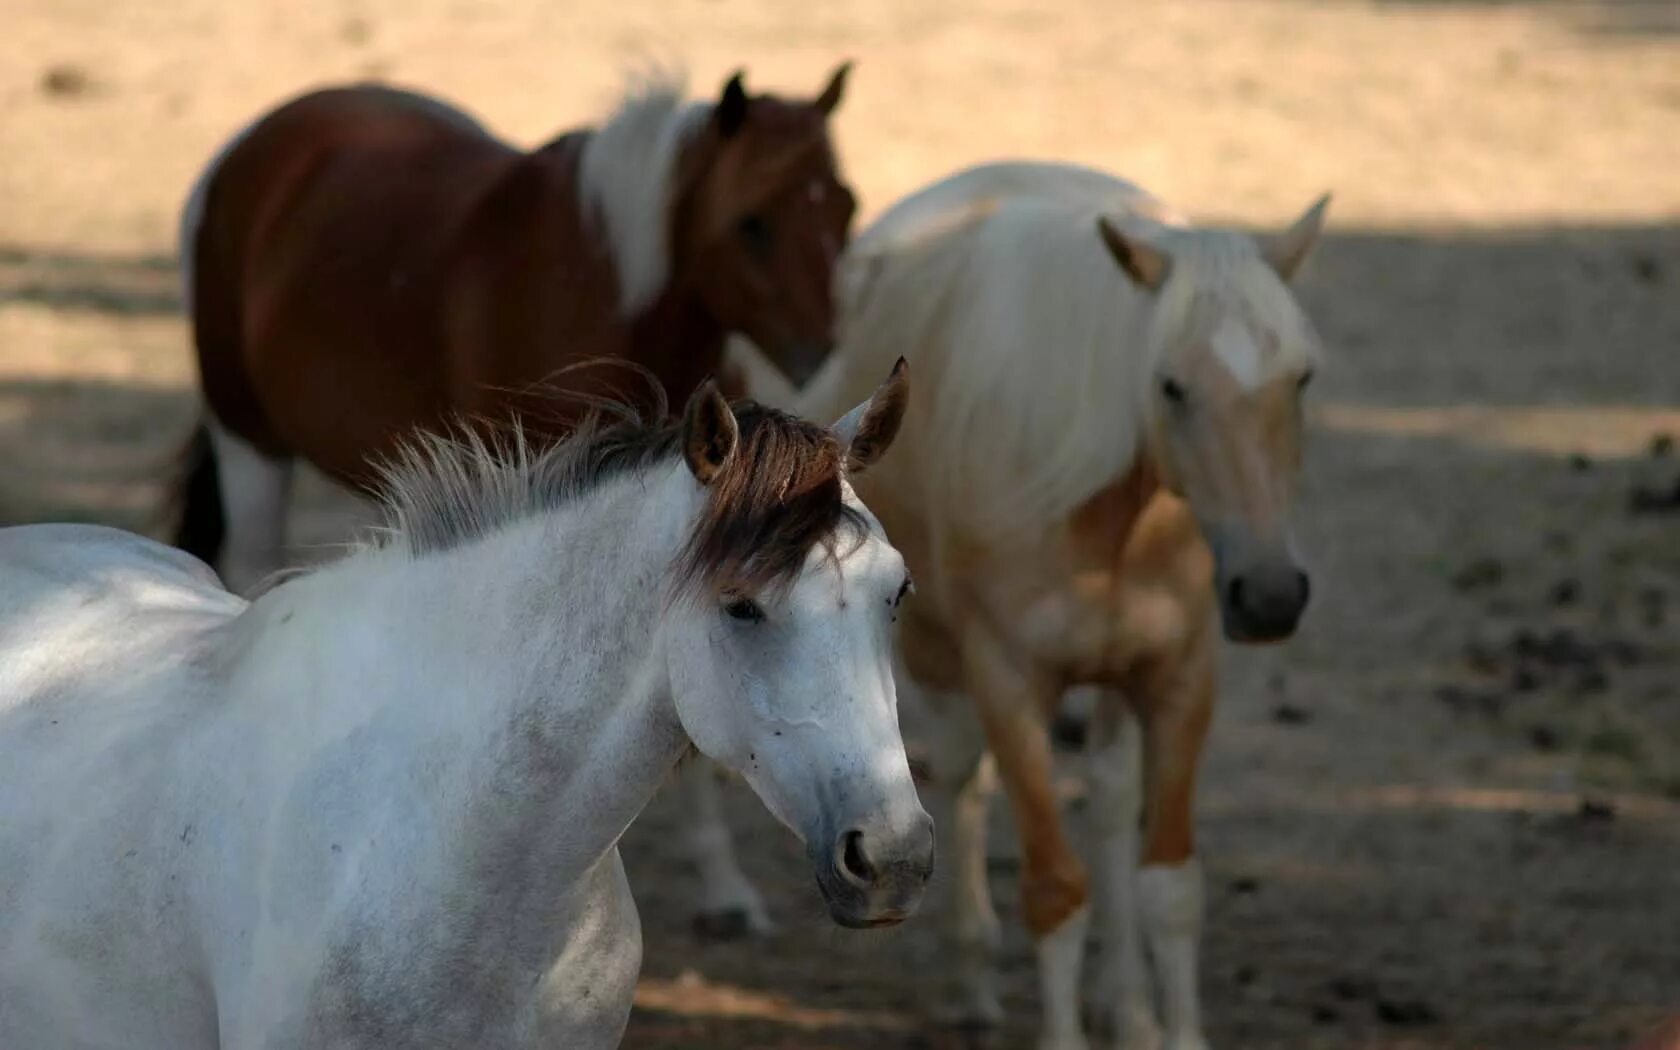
[172,423,225,565]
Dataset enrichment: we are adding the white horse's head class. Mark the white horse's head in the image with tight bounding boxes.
[663,362,932,928]
[1098,196,1330,642]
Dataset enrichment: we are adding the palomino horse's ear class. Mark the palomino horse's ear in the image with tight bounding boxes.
[1096,216,1170,291]
[832,358,909,474]
[716,72,749,138]
[682,379,739,485]
[815,61,852,115]
[1262,193,1332,282]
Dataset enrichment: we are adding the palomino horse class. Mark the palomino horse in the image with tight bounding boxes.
[0,369,928,1050]
[175,65,856,593]
[719,161,1329,1048]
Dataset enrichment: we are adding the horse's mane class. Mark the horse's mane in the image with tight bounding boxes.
[578,71,710,317]
[374,387,865,598]
[809,164,1316,540]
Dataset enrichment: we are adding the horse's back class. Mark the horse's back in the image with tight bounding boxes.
[189,84,531,473]
[0,526,242,1049]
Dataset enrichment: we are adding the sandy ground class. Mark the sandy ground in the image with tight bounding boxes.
[3,1,1680,1047]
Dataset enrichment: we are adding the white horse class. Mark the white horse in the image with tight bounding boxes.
[0,372,930,1050]
[712,160,1329,1049]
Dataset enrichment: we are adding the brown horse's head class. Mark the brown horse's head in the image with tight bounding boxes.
[674,65,857,386]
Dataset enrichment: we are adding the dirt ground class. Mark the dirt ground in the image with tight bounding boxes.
[4,1,1680,1047]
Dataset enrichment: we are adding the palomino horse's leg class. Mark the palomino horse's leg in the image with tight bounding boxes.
[960,632,1090,1050]
[678,757,774,939]
[1086,689,1161,1050]
[209,420,293,596]
[1133,654,1216,1050]
[901,677,1003,1026]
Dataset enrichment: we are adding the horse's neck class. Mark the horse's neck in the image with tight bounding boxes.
[237,475,692,889]
[627,285,727,409]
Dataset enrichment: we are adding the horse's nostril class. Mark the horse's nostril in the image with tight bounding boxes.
[839,829,876,886]
[1226,575,1248,612]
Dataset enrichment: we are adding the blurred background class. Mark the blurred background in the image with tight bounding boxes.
[3,1,1677,1046]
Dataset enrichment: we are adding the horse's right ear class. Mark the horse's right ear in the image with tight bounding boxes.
[716,72,749,138]
[682,380,739,485]
[1097,216,1169,290]
[832,358,909,474]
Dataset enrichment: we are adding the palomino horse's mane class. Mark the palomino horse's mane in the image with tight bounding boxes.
[374,390,866,597]
[830,183,1319,539]
[577,71,710,316]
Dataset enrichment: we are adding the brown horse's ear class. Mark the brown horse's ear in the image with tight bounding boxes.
[815,61,851,115]
[716,72,749,138]
[832,358,909,474]
[682,379,739,485]
[1262,193,1331,281]
[1097,216,1169,291]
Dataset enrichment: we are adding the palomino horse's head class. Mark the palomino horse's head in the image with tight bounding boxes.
[665,362,932,927]
[1098,198,1331,642]
[675,65,857,386]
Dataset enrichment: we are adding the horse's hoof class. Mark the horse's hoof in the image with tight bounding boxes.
[691,907,768,941]
[934,992,1004,1031]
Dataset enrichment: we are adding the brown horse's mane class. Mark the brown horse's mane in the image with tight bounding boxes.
[375,379,865,598]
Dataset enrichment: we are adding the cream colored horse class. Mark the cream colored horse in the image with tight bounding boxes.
[717,160,1329,1049]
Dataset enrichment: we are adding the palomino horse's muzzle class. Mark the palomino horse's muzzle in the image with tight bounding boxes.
[1218,560,1311,643]
[809,809,935,928]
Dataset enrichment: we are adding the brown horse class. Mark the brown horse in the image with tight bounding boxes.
[174,66,855,592]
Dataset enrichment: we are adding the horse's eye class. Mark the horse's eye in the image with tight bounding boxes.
[894,577,914,607]
[1297,369,1315,392]
[1161,377,1188,405]
[723,595,765,623]
[737,213,772,253]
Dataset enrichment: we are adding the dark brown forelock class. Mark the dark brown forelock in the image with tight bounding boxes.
[673,402,867,599]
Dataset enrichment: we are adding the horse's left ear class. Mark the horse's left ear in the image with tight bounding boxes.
[815,61,851,115]
[832,357,909,474]
[1262,193,1332,281]
[682,379,739,485]
[716,72,749,138]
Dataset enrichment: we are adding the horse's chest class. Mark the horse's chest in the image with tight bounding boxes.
[288,849,641,1050]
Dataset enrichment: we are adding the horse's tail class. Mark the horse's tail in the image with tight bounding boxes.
[171,423,225,566]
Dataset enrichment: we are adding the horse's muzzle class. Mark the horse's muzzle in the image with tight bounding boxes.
[811,813,935,928]
[1218,562,1311,643]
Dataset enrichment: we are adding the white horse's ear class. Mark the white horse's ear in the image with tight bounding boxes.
[682,379,739,485]
[1262,193,1332,281]
[815,61,851,115]
[832,358,909,474]
[1097,216,1170,290]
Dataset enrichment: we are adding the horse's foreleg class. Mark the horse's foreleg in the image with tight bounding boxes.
[906,678,1002,1027]
[209,420,293,596]
[1134,654,1215,1050]
[678,757,773,939]
[961,639,1089,1050]
[1085,690,1160,1050]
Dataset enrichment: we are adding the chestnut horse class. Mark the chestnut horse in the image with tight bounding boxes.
[174,66,855,593]
[725,160,1329,1049]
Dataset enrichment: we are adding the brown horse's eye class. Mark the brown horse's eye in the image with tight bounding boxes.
[737,213,773,255]
[723,595,765,623]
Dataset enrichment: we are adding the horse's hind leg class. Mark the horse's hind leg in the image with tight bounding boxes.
[1085,689,1161,1049]
[210,420,293,596]
[680,757,773,939]
[1132,650,1215,1050]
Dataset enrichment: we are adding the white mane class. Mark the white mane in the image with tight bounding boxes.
[800,161,1318,540]
[578,72,710,316]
